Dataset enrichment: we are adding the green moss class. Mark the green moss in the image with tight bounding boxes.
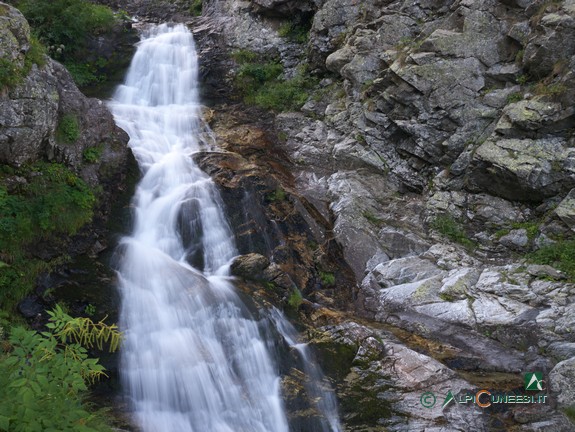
[56,114,80,143]
[362,210,384,227]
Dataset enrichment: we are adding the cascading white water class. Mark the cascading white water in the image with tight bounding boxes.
[109,24,289,432]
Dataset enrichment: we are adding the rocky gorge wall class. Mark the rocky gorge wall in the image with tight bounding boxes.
[189,0,575,430]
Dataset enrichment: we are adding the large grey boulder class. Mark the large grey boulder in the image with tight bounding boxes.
[550,356,575,410]
[466,137,575,202]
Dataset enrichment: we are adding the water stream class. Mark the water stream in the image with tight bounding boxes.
[109,24,340,432]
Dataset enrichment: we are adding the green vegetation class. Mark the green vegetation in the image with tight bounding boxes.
[319,271,335,286]
[0,58,21,90]
[84,303,96,316]
[528,239,575,280]
[516,74,529,85]
[362,210,384,227]
[563,406,575,423]
[16,0,118,87]
[0,35,46,90]
[0,162,95,309]
[533,82,567,98]
[287,288,303,309]
[278,20,309,44]
[83,145,104,163]
[232,50,315,112]
[267,187,287,202]
[0,305,120,431]
[56,113,80,144]
[506,92,523,104]
[189,0,202,16]
[495,222,540,241]
[430,214,476,249]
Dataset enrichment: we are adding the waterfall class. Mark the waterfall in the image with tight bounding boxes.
[109,23,340,432]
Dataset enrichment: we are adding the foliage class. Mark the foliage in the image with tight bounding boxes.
[516,74,529,85]
[189,0,202,16]
[17,0,115,49]
[430,214,476,249]
[278,20,309,43]
[319,271,335,286]
[511,221,539,240]
[287,288,303,309]
[267,187,287,202]
[0,305,120,431]
[506,92,523,104]
[528,239,575,280]
[232,51,315,112]
[0,35,46,90]
[63,62,102,87]
[533,82,567,98]
[0,162,95,309]
[83,145,103,163]
[56,113,80,143]
[16,0,117,87]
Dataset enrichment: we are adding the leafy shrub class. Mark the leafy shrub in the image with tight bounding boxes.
[0,162,95,309]
[278,21,309,43]
[0,305,120,431]
[189,0,202,16]
[430,214,476,249]
[83,145,103,163]
[232,50,315,112]
[63,62,101,87]
[319,271,335,286]
[16,0,117,87]
[267,187,287,202]
[0,58,21,90]
[56,113,80,143]
[528,239,575,280]
[507,92,523,103]
[287,288,303,309]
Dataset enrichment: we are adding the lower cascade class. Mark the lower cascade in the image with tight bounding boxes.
[109,24,340,431]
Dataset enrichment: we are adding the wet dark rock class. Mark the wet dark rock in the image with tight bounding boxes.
[17,295,45,319]
[230,253,270,279]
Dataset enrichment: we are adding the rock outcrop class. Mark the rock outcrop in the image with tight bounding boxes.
[188,0,575,429]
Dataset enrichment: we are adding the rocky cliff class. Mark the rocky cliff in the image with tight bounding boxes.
[188,0,575,430]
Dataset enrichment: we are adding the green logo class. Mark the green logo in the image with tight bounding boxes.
[442,390,455,408]
[420,391,436,408]
[525,372,544,391]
